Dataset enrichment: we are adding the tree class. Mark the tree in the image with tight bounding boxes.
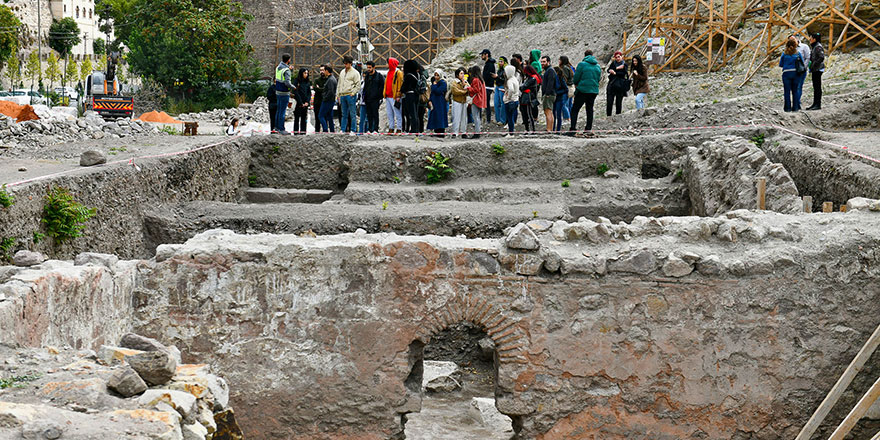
[126,0,253,96]
[79,57,92,82]
[45,52,61,89]
[25,51,40,88]
[92,38,106,56]
[48,18,81,58]
[96,0,137,48]
[5,53,20,89]
[0,6,21,72]
[64,56,77,86]
[95,55,107,71]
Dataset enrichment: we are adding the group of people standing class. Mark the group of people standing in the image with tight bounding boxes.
[779,32,825,112]
[266,47,652,136]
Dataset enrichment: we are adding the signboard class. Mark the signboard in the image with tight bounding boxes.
[646,37,667,65]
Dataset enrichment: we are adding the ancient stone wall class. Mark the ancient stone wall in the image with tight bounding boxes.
[0,255,137,350]
[127,210,880,439]
[0,138,249,260]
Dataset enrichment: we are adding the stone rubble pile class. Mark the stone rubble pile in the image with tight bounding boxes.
[178,97,271,125]
[0,333,242,440]
[0,111,163,149]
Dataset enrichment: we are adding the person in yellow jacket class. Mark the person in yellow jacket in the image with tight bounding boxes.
[337,55,361,134]
[384,57,404,133]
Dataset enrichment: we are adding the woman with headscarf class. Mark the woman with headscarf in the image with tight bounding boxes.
[292,68,311,135]
[426,69,448,136]
[384,57,404,133]
[401,59,421,133]
[529,49,543,74]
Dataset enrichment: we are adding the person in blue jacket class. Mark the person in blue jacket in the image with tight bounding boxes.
[779,39,804,112]
[426,69,449,136]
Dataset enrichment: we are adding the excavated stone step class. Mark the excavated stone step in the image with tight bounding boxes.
[246,188,333,204]
[343,180,565,205]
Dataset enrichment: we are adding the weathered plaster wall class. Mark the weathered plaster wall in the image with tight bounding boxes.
[0,257,137,350]
[129,210,880,439]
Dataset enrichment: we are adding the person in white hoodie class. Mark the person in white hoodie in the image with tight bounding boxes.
[502,65,520,135]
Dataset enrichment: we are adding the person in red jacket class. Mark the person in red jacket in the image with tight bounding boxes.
[467,65,487,139]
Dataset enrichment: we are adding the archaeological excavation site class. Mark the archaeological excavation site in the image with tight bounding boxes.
[1,108,880,440]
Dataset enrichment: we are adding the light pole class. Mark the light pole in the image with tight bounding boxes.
[36,0,42,87]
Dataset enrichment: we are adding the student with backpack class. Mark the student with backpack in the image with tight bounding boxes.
[519,66,540,133]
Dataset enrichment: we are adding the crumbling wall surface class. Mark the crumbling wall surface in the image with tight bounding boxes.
[0,139,249,260]
[131,210,880,439]
[763,134,880,210]
[245,135,355,190]
[682,135,801,216]
[0,257,137,350]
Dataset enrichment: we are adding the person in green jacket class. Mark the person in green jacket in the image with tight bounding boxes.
[529,49,543,74]
[569,49,602,135]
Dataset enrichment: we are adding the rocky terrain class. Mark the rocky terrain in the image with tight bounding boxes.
[0,334,241,440]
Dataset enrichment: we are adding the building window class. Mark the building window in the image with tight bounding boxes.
[89,9,92,18]
[76,6,79,17]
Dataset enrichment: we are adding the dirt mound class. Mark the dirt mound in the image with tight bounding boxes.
[136,111,182,124]
[0,100,39,122]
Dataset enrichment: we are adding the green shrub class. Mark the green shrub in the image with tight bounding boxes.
[425,151,455,184]
[750,133,765,147]
[460,49,476,63]
[527,6,548,24]
[159,125,181,135]
[596,163,609,176]
[0,374,40,389]
[561,179,570,187]
[41,187,96,244]
[0,237,15,262]
[0,184,13,208]
[491,143,506,156]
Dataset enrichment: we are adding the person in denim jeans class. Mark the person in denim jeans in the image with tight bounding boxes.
[779,39,803,112]
[630,55,649,110]
[318,65,337,132]
[337,55,361,134]
[273,53,294,134]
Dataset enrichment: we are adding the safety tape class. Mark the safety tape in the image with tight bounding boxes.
[4,123,879,188]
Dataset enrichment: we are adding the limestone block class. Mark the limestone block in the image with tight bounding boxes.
[107,366,148,397]
[12,250,46,267]
[73,252,120,268]
[422,360,461,393]
[182,422,208,440]
[80,150,107,166]
[127,351,178,386]
[98,345,144,365]
[138,389,198,419]
[608,250,658,274]
[120,333,168,353]
[662,253,694,277]
[847,197,880,212]
[469,397,514,434]
[505,223,540,250]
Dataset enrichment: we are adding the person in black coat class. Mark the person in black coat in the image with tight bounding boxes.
[292,68,311,134]
[400,59,421,133]
[480,49,496,124]
[606,51,628,116]
[362,61,385,133]
[267,84,278,132]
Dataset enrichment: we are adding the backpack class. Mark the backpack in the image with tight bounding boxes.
[417,74,430,104]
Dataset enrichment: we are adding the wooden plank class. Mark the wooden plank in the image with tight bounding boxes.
[795,321,880,440]
[802,196,813,213]
[823,201,833,212]
[840,204,848,212]
[757,178,767,210]
[828,377,880,440]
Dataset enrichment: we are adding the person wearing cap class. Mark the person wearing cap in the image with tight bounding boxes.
[605,51,628,117]
[480,49,497,125]
[806,32,825,110]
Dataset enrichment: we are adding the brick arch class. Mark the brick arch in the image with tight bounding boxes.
[414,294,529,365]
